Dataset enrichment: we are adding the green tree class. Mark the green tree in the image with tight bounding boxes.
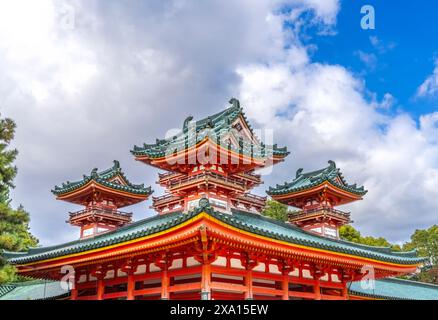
[339,225,401,251]
[0,114,38,283]
[338,225,361,243]
[261,200,290,222]
[403,226,438,284]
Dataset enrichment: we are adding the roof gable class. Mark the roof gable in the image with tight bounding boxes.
[52,160,152,197]
[268,160,368,197]
[131,98,289,160]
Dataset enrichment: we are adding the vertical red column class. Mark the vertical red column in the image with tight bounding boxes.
[244,269,253,300]
[127,273,135,300]
[161,265,170,300]
[282,274,289,300]
[70,287,78,300]
[201,263,211,300]
[342,283,348,300]
[314,280,321,300]
[97,278,105,300]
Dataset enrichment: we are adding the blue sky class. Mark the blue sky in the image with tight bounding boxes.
[0,0,438,245]
[308,0,438,118]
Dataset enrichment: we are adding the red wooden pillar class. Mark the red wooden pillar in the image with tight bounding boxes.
[282,274,289,300]
[97,278,105,300]
[201,263,211,300]
[122,259,137,301]
[314,280,321,300]
[127,273,135,300]
[244,269,253,300]
[311,265,323,300]
[342,283,348,300]
[70,274,78,300]
[161,267,170,300]
[70,287,78,300]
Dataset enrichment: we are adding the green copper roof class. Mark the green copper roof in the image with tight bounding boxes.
[267,160,368,197]
[348,278,438,300]
[0,280,69,300]
[52,160,153,197]
[3,200,424,266]
[131,98,289,160]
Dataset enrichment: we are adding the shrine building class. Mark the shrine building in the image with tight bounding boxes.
[2,99,438,300]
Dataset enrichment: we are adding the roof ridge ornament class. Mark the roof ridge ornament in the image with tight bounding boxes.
[206,116,214,128]
[296,168,303,178]
[183,116,193,131]
[91,168,98,178]
[229,97,241,110]
[199,197,210,210]
[328,160,337,169]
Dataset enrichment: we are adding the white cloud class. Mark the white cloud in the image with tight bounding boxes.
[238,51,438,243]
[0,0,340,244]
[355,50,378,71]
[369,36,396,54]
[417,59,438,97]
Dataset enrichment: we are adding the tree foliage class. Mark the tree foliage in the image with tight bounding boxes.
[339,225,401,251]
[261,200,290,222]
[403,226,438,284]
[0,114,38,283]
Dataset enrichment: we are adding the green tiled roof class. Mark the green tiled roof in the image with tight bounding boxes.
[52,160,153,197]
[267,160,367,196]
[348,278,438,300]
[0,280,69,300]
[3,200,424,266]
[131,98,290,160]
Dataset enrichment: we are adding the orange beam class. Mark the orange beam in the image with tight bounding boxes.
[133,287,161,296]
[168,283,202,293]
[252,286,282,296]
[288,291,317,300]
[211,281,247,293]
[102,291,127,300]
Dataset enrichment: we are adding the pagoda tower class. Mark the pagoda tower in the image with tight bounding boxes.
[52,160,153,238]
[131,98,289,215]
[267,161,367,239]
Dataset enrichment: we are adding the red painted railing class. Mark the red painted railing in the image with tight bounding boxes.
[169,171,246,190]
[235,193,267,205]
[289,206,351,220]
[152,194,183,206]
[69,206,133,220]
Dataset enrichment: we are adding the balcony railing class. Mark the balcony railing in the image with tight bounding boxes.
[232,172,262,183]
[69,206,133,220]
[158,171,185,180]
[288,206,351,221]
[152,194,183,207]
[168,171,246,191]
[235,193,267,205]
